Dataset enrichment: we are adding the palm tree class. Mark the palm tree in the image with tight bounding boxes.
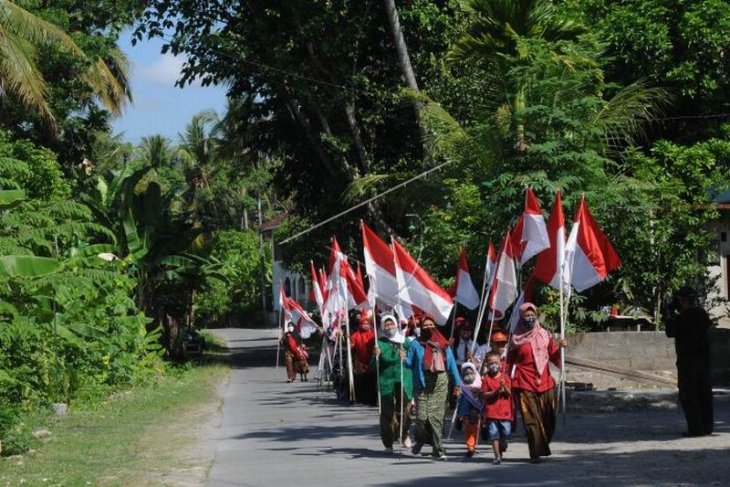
[177,110,221,245]
[0,0,130,129]
[137,135,173,168]
[450,0,587,151]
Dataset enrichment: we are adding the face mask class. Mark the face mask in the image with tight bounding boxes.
[463,373,475,384]
[359,324,371,332]
[487,363,500,375]
[287,326,295,333]
[522,316,537,328]
[421,328,433,339]
[384,328,396,338]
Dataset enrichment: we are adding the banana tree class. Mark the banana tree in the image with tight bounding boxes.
[82,166,210,356]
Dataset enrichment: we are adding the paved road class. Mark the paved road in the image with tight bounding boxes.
[206,328,730,486]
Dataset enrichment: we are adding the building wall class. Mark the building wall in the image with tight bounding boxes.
[271,259,310,313]
[564,330,730,389]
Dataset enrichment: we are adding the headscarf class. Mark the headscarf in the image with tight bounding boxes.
[510,302,551,375]
[460,362,483,410]
[379,314,405,344]
[460,361,482,389]
[418,317,449,369]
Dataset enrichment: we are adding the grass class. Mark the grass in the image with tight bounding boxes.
[199,330,227,352]
[0,363,229,487]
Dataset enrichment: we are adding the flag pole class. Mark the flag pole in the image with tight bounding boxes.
[448,302,458,340]
[471,249,498,357]
[399,344,405,451]
[371,295,382,414]
[345,313,356,403]
[275,301,283,380]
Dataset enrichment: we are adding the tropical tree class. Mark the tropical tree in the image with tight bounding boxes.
[450,0,588,151]
[0,0,131,129]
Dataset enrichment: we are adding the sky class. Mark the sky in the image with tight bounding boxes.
[111,32,228,144]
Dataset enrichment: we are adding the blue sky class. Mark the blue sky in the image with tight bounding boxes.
[111,32,228,144]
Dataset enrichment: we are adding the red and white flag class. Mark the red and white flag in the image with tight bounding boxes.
[318,267,328,304]
[283,295,318,339]
[392,238,454,325]
[564,196,622,292]
[512,188,550,265]
[485,241,498,287]
[533,190,567,291]
[361,223,399,307]
[488,232,519,320]
[326,237,368,311]
[310,260,325,312]
[355,263,366,296]
[452,247,480,310]
[278,282,287,324]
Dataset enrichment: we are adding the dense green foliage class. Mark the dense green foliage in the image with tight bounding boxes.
[136,0,729,327]
[1,0,729,456]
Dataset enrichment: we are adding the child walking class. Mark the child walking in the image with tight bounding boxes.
[456,362,483,457]
[480,351,512,464]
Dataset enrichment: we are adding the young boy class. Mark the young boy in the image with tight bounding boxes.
[480,351,512,464]
[456,362,483,457]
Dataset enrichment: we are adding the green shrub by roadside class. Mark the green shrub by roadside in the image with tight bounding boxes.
[0,363,228,485]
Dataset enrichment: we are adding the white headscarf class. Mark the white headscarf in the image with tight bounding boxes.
[460,361,482,390]
[379,314,405,344]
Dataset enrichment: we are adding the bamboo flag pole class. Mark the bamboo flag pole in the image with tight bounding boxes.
[448,302,459,340]
[398,344,405,451]
[275,301,283,380]
[371,291,381,414]
[471,253,497,357]
[559,279,566,422]
[345,312,356,403]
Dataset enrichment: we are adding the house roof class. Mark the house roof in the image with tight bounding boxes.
[259,211,290,232]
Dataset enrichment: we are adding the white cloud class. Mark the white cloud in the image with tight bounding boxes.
[136,53,187,86]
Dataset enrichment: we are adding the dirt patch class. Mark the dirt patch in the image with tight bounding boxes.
[122,371,230,487]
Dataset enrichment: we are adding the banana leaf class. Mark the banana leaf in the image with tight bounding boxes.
[0,255,60,277]
[0,189,26,209]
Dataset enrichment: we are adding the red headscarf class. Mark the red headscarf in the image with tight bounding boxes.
[419,318,450,369]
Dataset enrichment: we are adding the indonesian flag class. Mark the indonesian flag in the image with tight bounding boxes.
[355,263,365,296]
[452,247,480,310]
[310,260,324,312]
[564,196,622,292]
[283,295,318,339]
[326,237,368,310]
[488,232,519,320]
[392,238,454,325]
[533,190,567,291]
[512,188,550,265]
[278,283,286,321]
[318,267,328,304]
[485,241,498,286]
[362,223,399,307]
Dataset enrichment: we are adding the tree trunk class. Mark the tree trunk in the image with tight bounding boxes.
[383,0,419,92]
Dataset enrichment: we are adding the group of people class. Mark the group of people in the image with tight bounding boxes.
[311,302,567,463]
[280,284,716,463]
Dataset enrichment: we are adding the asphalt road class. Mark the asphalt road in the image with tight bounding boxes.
[205,328,730,487]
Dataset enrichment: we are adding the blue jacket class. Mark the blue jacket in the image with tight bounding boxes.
[405,339,463,391]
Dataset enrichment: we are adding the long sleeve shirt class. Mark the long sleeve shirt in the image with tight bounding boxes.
[507,339,561,393]
[371,338,414,400]
[405,340,462,391]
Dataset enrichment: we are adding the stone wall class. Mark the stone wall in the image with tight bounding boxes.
[564,329,730,390]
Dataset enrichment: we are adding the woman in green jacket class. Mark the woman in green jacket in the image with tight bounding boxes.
[372,314,413,453]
